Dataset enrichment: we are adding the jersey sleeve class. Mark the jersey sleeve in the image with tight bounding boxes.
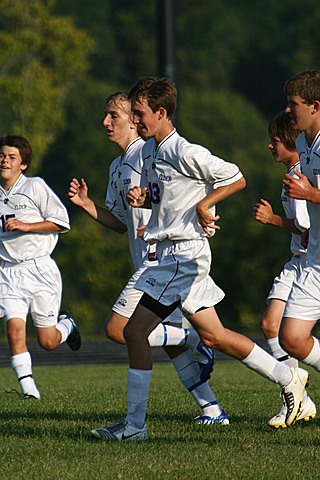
[105,158,124,222]
[35,179,70,232]
[180,143,243,187]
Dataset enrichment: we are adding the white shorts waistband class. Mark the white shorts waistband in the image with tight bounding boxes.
[0,255,51,268]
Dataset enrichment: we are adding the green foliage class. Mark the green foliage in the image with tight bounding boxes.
[0,362,319,479]
[0,0,94,170]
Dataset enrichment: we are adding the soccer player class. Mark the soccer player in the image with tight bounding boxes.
[90,77,309,441]
[68,92,229,425]
[0,135,81,399]
[277,70,320,385]
[254,111,316,428]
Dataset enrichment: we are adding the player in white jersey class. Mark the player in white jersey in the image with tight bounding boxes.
[0,135,81,399]
[69,92,229,425]
[254,111,316,428]
[278,70,320,379]
[90,77,309,442]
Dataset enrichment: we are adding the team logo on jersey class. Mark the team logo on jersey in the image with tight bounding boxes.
[123,178,131,185]
[14,204,27,210]
[118,171,122,178]
[146,277,156,287]
[313,169,320,175]
[151,162,156,170]
[118,298,127,307]
[159,173,172,182]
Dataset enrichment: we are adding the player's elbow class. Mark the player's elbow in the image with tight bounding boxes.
[238,176,246,191]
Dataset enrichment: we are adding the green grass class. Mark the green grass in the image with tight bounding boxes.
[0,361,319,480]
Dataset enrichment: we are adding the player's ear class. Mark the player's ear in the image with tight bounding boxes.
[312,100,320,113]
[157,107,166,120]
[20,163,28,172]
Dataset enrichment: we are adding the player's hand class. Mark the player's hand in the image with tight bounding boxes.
[196,207,221,237]
[137,224,146,239]
[253,199,274,224]
[283,169,313,200]
[68,178,89,207]
[127,186,148,207]
[4,218,30,232]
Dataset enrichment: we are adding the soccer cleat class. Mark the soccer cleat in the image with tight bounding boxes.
[193,341,215,382]
[194,409,230,425]
[90,419,147,441]
[282,367,310,426]
[59,310,81,351]
[268,395,316,429]
[296,396,317,423]
[268,401,287,429]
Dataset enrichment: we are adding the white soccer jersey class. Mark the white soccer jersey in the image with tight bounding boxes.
[106,137,151,270]
[296,131,320,271]
[0,174,69,263]
[140,129,243,242]
[281,161,309,255]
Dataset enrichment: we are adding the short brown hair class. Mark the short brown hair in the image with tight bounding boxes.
[284,70,320,105]
[128,77,177,120]
[268,111,299,152]
[0,135,32,170]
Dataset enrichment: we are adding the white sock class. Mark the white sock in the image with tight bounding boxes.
[148,324,199,348]
[56,317,73,344]
[125,368,152,429]
[242,344,292,386]
[267,337,298,368]
[11,352,39,397]
[171,350,222,417]
[302,337,320,371]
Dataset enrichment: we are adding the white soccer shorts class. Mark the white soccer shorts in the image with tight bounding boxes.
[112,257,183,324]
[0,256,62,327]
[134,238,225,317]
[267,254,306,303]
[284,265,320,321]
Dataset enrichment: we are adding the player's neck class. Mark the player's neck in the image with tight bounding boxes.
[304,122,320,147]
[117,132,140,153]
[153,122,174,145]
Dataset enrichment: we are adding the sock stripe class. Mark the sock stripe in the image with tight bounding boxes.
[278,355,290,362]
[202,401,218,408]
[18,374,33,381]
[188,380,204,392]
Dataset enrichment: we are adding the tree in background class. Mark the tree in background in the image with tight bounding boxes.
[0,0,94,171]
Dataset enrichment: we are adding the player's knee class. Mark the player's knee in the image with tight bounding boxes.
[200,333,220,350]
[123,322,147,344]
[260,316,277,338]
[279,335,298,356]
[38,338,56,351]
[105,316,126,344]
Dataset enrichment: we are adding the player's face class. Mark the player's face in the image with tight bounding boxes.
[102,100,134,145]
[0,146,27,188]
[131,98,159,140]
[286,95,314,132]
[268,136,295,167]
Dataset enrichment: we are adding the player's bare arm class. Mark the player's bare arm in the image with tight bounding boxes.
[4,219,62,233]
[253,198,302,234]
[127,186,151,208]
[196,177,245,236]
[68,177,126,233]
[283,169,320,203]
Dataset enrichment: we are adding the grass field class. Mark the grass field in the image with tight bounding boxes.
[0,361,319,480]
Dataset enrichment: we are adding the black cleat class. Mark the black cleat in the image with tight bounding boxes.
[59,310,81,351]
